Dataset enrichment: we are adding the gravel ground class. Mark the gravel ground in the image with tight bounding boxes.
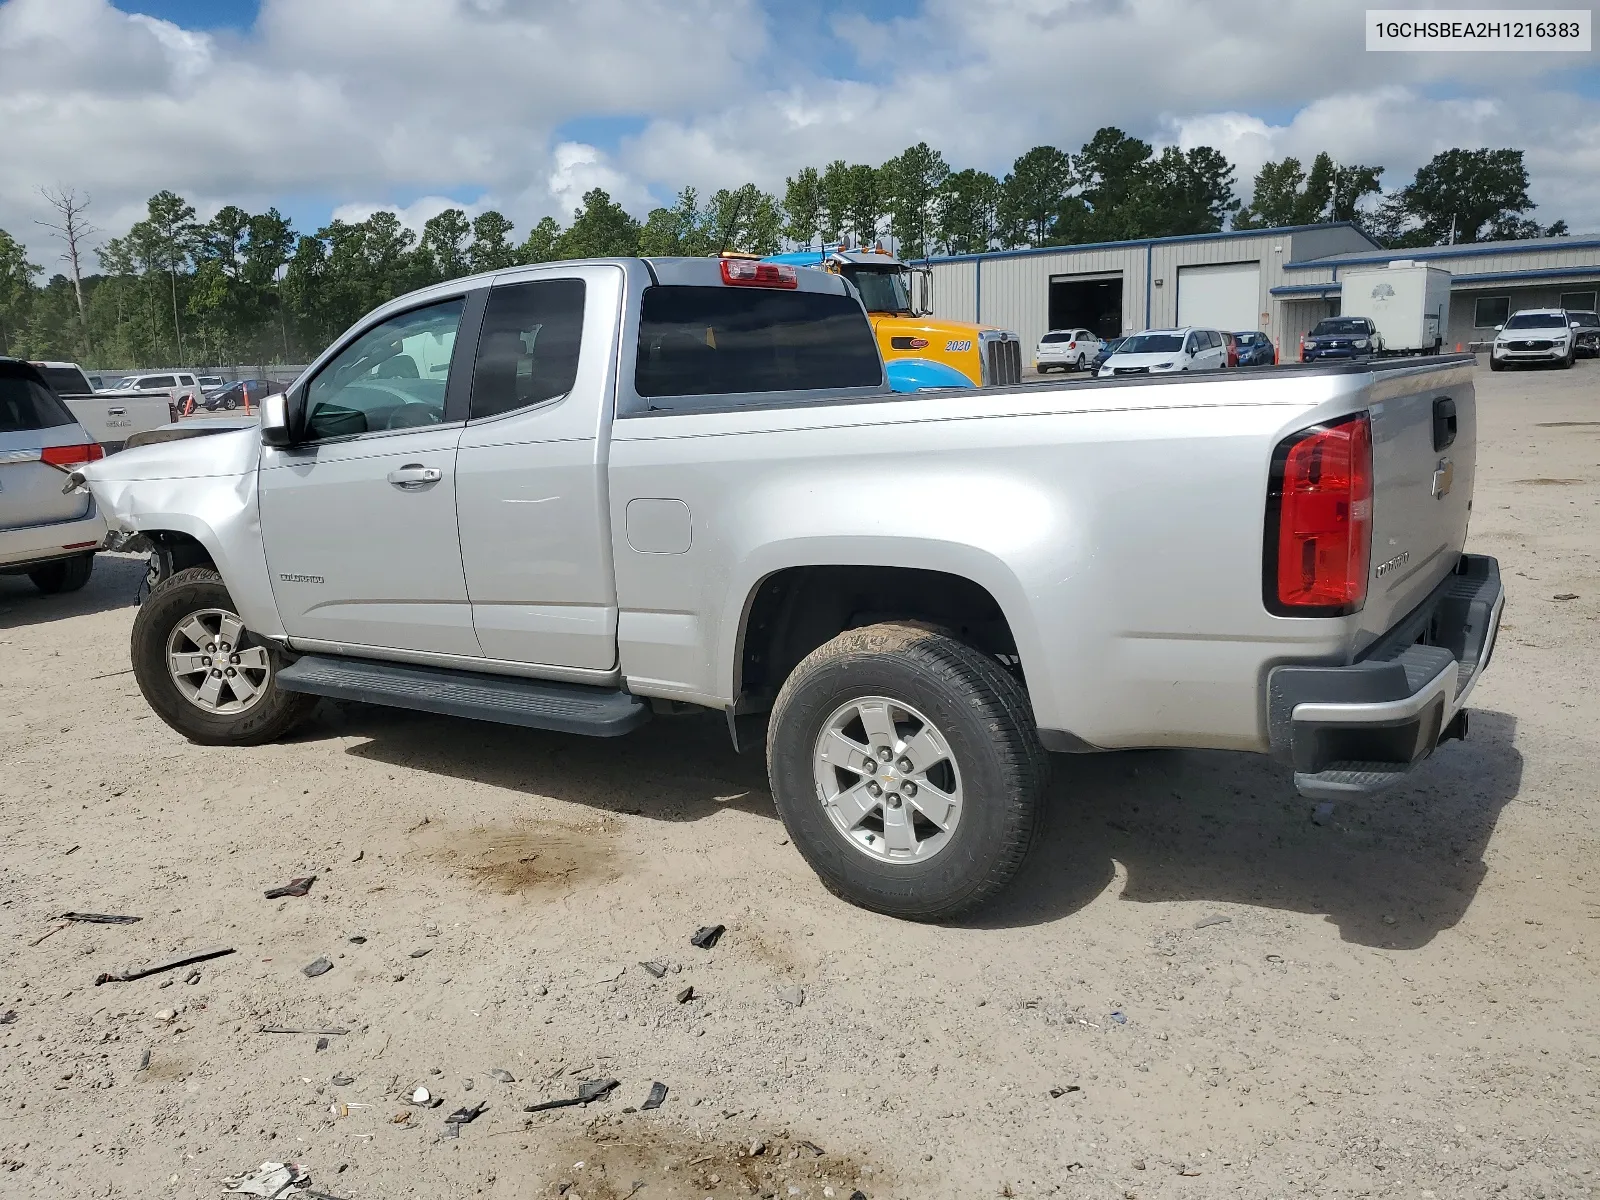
[1,360,1597,1200]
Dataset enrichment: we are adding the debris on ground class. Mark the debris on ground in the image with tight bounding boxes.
[264,876,316,899]
[315,1037,329,1051]
[302,957,333,978]
[1553,593,1578,601]
[676,985,695,1003]
[94,946,235,986]
[57,911,141,924]
[777,985,804,1007]
[443,1100,488,1135]
[347,936,366,945]
[408,947,432,958]
[331,1074,354,1087]
[578,1078,619,1102]
[1311,801,1335,826]
[184,968,201,985]
[0,1011,16,1026]
[524,1095,584,1113]
[258,1025,348,1036]
[487,1068,516,1083]
[1110,1011,1128,1024]
[27,924,67,947]
[641,1082,668,1110]
[1048,1085,1081,1098]
[639,960,668,978]
[799,1139,824,1156]
[137,1049,151,1071]
[690,924,726,949]
[1193,915,1231,929]
[222,1160,311,1196]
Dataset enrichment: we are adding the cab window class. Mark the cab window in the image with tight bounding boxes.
[304,298,464,441]
[469,280,586,420]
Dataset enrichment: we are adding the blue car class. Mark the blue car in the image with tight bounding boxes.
[1232,331,1276,367]
[1088,336,1127,375]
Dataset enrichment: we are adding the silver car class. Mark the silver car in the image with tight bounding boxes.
[0,359,106,593]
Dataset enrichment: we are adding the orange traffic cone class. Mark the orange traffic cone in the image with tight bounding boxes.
[1455,342,1463,352]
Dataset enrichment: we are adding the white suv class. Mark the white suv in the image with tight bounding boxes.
[1490,309,1578,370]
[1097,327,1228,377]
[1034,328,1104,372]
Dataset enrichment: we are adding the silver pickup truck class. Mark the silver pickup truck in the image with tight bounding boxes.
[77,256,1503,920]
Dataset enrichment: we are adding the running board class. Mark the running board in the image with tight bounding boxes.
[276,654,650,737]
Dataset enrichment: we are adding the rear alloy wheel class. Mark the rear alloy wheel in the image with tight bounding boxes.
[28,553,94,595]
[223,396,238,410]
[767,622,1048,921]
[1074,353,1086,371]
[132,567,316,745]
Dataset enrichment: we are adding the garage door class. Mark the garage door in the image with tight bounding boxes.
[1177,261,1261,332]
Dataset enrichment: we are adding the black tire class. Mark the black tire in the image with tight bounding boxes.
[1489,355,1505,371]
[28,553,94,594]
[1074,353,1086,371]
[766,622,1049,921]
[131,566,316,745]
[223,397,238,410]
[1561,345,1576,369]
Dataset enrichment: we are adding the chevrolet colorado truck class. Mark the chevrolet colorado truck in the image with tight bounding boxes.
[76,256,1503,920]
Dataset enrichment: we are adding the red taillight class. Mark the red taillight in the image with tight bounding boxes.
[1265,414,1372,616]
[720,259,798,289]
[40,443,105,470]
[1068,341,1077,349]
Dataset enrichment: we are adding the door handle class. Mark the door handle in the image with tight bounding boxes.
[387,464,444,489]
[108,407,127,415]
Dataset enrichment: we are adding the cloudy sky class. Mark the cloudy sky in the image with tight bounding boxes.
[3,0,1597,266]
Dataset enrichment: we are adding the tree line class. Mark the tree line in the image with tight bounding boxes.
[0,133,1562,370]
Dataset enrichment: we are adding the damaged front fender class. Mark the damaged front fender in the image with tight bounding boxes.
[78,430,286,640]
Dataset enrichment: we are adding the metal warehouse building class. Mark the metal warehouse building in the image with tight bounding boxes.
[926,223,1600,361]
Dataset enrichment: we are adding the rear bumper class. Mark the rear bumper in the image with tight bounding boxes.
[1266,554,1503,799]
[0,509,106,572]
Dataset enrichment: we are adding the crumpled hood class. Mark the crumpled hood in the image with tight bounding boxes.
[76,426,261,538]
[82,426,262,483]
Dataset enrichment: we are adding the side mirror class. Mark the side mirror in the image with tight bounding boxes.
[912,266,934,317]
[1494,324,1504,331]
[1571,321,1581,329]
[259,392,294,448]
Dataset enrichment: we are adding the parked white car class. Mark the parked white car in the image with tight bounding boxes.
[1097,327,1228,377]
[1034,328,1103,372]
[1490,309,1579,370]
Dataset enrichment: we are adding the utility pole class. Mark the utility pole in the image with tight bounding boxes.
[36,186,97,359]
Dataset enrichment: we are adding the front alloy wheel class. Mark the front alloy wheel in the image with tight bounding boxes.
[165,608,272,714]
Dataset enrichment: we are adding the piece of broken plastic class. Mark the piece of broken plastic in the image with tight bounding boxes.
[639,961,668,978]
[264,876,316,899]
[641,1082,668,1111]
[302,957,333,978]
[222,1160,311,1197]
[578,1078,619,1103]
[689,924,725,949]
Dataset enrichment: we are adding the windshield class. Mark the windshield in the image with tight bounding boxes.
[1311,318,1369,336]
[1118,333,1184,353]
[842,266,911,313]
[1504,312,1568,330]
[1573,312,1600,327]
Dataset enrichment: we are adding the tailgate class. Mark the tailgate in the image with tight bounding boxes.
[62,394,169,445]
[1357,363,1475,646]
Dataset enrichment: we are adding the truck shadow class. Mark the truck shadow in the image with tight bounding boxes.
[326,700,1520,949]
[316,702,777,821]
[969,708,1523,948]
[0,553,145,629]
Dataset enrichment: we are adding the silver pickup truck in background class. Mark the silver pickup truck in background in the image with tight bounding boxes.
[32,362,179,453]
[77,256,1504,920]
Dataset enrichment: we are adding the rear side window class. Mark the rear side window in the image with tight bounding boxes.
[470,279,586,420]
[139,376,176,389]
[634,286,882,400]
[34,366,93,396]
[0,374,76,433]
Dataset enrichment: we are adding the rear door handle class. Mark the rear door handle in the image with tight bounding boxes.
[387,464,444,489]
[108,407,126,416]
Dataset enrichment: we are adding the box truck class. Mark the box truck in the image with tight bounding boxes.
[1339,261,1453,355]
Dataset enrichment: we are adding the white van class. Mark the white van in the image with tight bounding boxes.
[1097,327,1228,377]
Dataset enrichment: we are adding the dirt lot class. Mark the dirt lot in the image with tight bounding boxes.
[2,361,1597,1200]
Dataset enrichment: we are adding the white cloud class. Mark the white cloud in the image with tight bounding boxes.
[1,0,1597,266]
